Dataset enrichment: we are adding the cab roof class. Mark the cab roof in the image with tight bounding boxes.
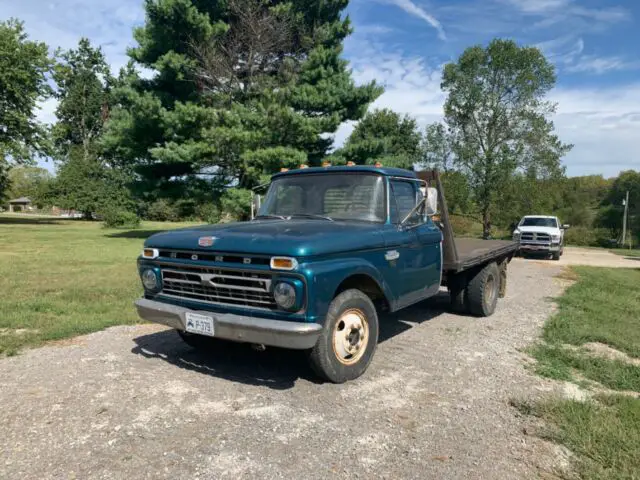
[271,165,417,180]
[522,215,557,219]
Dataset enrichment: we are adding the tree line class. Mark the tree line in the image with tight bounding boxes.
[0,1,637,244]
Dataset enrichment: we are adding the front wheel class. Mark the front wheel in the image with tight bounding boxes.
[309,289,379,383]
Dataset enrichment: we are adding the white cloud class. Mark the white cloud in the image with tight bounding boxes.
[505,0,570,13]
[340,38,639,177]
[566,55,640,74]
[379,0,446,40]
[0,0,144,74]
[534,35,639,76]
[504,0,628,21]
[36,98,58,125]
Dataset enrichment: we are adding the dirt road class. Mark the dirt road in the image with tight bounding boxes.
[1,259,570,479]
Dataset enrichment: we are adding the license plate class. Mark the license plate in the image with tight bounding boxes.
[185,312,215,337]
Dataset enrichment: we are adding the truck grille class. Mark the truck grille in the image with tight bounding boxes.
[520,232,551,244]
[160,266,277,310]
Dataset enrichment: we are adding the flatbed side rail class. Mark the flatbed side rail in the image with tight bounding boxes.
[416,170,459,270]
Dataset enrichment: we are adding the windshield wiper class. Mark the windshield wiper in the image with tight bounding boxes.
[254,214,287,220]
[288,213,334,222]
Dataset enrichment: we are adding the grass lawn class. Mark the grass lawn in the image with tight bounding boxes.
[0,214,194,355]
[525,266,640,479]
[610,248,640,258]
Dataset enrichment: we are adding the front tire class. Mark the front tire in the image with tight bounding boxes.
[552,252,560,261]
[466,262,500,317]
[309,289,379,383]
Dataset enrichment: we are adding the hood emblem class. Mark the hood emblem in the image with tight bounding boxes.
[198,236,218,247]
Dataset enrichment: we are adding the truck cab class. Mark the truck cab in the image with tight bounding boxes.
[135,166,516,383]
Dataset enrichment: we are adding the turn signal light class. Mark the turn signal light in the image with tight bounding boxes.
[322,161,331,167]
[299,164,309,169]
[374,162,383,167]
[280,167,289,172]
[270,257,299,271]
[346,161,355,166]
[142,248,159,259]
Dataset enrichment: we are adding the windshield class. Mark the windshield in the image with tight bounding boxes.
[520,217,557,228]
[259,173,386,223]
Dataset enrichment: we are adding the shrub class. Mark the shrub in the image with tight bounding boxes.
[564,226,613,247]
[102,210,140,229]
[146,199,179,222]
[195,202,221,224]
[220,188,252,221]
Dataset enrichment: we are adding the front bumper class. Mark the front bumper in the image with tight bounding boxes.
[518,243,561,252]
[135,298,322,350]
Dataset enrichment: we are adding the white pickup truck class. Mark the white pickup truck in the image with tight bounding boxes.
[512,215,569,260]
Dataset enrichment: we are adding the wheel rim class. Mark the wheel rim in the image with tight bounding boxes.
[484,274,496,306]
[332,309,369,365]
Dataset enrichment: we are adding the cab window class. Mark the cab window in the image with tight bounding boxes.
[390,180,418,224]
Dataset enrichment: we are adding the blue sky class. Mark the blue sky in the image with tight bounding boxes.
[2,0,639,177]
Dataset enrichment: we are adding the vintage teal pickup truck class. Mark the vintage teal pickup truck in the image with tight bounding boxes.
[135,166,516,383]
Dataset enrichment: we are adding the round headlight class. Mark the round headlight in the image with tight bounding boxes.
[274,282,296,310]
[142,269,158,290]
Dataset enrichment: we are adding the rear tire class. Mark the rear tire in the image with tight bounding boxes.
[309,289,379,383]
[466,262,500,317]
[448,274,468,313]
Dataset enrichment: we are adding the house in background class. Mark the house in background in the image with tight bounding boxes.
[8,197,33,213]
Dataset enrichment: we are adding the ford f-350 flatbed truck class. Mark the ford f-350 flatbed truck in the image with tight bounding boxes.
[135,167,517,383]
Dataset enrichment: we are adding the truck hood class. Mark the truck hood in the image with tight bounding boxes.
[514,226,560,235]
[144,219,386,257]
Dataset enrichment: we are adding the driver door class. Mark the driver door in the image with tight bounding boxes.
[383,179,442,309]
[382,180,423,308]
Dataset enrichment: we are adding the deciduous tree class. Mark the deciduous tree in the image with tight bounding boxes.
[0,19,53,199]
[441,39,571,237]
[338,108,422,168]
[52,38,113,161]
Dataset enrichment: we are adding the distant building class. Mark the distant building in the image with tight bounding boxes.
[8,197,32,213]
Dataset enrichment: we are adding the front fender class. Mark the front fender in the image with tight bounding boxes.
[300,257,395,325]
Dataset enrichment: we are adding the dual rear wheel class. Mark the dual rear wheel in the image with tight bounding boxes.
[449,262,501,317]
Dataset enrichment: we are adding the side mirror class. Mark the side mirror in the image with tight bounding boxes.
[251,193,262,220]
[425,187,438,216]
[562,224,570,230]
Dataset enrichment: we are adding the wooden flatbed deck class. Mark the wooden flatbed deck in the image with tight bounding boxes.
[444,238,518,273]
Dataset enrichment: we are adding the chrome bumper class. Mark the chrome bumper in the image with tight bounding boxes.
[135,298,322,350]
[519,243,561,252]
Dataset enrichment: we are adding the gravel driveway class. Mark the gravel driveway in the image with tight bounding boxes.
[556,246,639,268]
[1,259,570,479]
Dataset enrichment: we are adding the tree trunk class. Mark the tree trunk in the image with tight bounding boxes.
[482,205,491,239]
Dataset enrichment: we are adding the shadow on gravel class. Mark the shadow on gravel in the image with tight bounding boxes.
[131,292,449,389]
[131,330,314,390]
[378,291,449,343]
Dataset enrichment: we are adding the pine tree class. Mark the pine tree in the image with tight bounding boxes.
[103,0,382,214]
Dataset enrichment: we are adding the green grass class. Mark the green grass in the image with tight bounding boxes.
[514,395,640,480]
[539,267,640,358]
[610,248,640,258]
[522,266,640,479]
[0,214,195,355]
[531,344,640,392]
